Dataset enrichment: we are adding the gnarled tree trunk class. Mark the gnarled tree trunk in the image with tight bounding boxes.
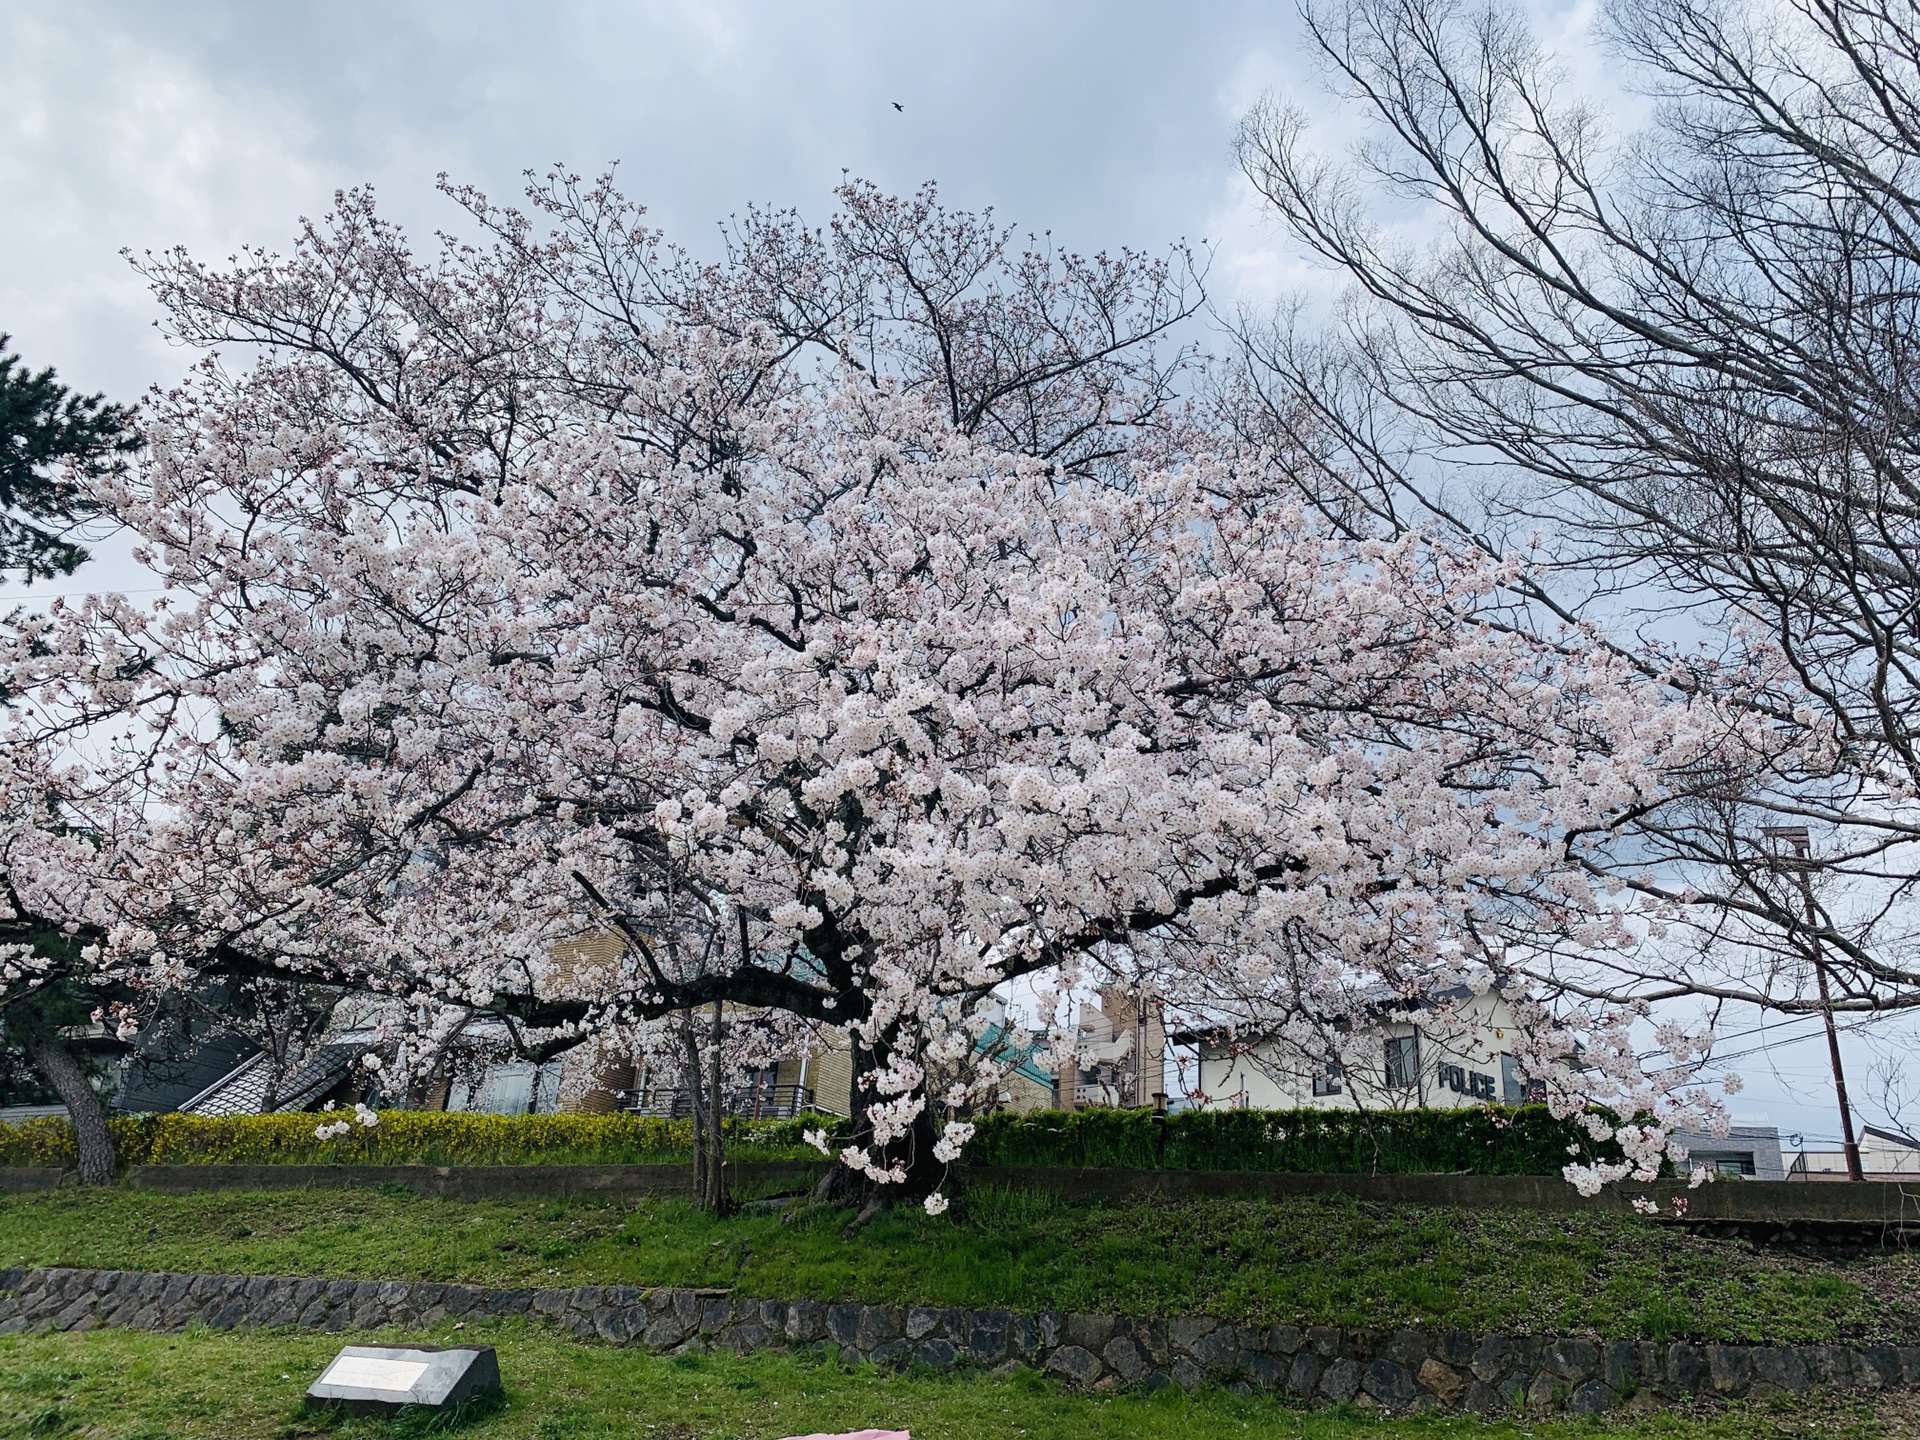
[25,1033,115,1185]
[812,1024,943,1225]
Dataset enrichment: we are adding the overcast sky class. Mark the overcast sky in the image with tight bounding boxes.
[0,0,1343,405]
[1,0,1892,1149]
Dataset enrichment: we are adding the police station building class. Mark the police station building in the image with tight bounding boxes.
[1189,985,1540,1112]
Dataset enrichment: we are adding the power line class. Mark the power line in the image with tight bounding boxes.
[1638,1006,1915,1065]
[1703,1014,1898,1069]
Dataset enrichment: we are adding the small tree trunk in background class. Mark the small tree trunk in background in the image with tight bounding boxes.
[25,1034,114,1185]
[683,1012,708,1205]
[703,1000,729,1215]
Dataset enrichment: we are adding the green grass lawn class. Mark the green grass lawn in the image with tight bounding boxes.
[0,1317,1900,1440]
[1,1185,1913,1344]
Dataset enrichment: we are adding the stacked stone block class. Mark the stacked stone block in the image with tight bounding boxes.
[0,1266,1912,1414]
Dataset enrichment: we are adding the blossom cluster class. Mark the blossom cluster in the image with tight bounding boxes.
[312,1102,380,1141]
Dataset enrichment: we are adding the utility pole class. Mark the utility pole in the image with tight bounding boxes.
[1135,985,1150,1110]
[1764,826,1864,1181]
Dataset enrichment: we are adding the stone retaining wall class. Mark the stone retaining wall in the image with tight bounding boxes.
[1,1266,1914,1414]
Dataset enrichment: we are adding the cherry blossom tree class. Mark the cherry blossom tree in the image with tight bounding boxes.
[0,174,1776,1203]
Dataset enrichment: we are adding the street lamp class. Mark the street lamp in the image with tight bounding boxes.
[1762,825,1864,1181]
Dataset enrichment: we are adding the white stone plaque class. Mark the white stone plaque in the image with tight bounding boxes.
[320,1356,431,1392]
[306,1344,502,1414]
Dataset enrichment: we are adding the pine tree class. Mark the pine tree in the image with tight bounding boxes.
[0,335,134,1179]
[0,335,135,579]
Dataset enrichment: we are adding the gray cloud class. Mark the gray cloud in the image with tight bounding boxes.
[2,0,1327,402]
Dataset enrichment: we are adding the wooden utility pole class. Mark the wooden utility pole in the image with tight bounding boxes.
[1764,826,1863,1181]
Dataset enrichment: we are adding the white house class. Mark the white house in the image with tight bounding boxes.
[1188,986,1539,1111]
[1790,1125,1920,1179]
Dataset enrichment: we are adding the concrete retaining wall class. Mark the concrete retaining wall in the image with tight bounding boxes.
[106,1164,1920,1227]
[122,1161,822,1201]
[8,1161,1920,1228]
[0,1168,66,1193]
[0,1265,1913,1415]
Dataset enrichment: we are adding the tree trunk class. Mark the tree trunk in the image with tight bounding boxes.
[25,1033,115,1185]
[702,1000,729,1215]
[683,1011,709,1206]
[811,1025,942,1220]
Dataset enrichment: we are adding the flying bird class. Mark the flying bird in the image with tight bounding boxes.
[892,101,904,112]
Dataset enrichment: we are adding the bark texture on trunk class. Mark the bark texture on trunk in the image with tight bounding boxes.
[811,1029,942,1222]
[682,1006,730,1214]
[25,1034,115,1185]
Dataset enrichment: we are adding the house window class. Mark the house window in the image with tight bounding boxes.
[449,1059,565,1115]
[1690,1151,1757,1177]
[1384,1035,1419,1089]
[1311,1059,1342,1097]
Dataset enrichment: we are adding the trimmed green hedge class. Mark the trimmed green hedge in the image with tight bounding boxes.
[0,1110,825,1169]
[965,1105,1616,1175]
[0,1105,1611,1175]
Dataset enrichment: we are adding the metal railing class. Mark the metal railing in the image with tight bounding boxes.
[621,1082,817,1121]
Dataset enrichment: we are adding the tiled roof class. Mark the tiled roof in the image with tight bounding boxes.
[180,1039,369,1116]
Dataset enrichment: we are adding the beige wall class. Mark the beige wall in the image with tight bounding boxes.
[1001,1067,1055,1113]
[546,930,637,1113]
[520,925,1060,1123]
[777,1039,1054,1118]
[802,1047,854,1117]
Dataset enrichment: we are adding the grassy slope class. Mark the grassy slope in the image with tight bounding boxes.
[1,1186,1911,1344]
[0,1319,1897,1440]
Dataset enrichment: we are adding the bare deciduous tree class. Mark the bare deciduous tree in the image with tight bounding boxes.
[1231,0,1920,1074]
